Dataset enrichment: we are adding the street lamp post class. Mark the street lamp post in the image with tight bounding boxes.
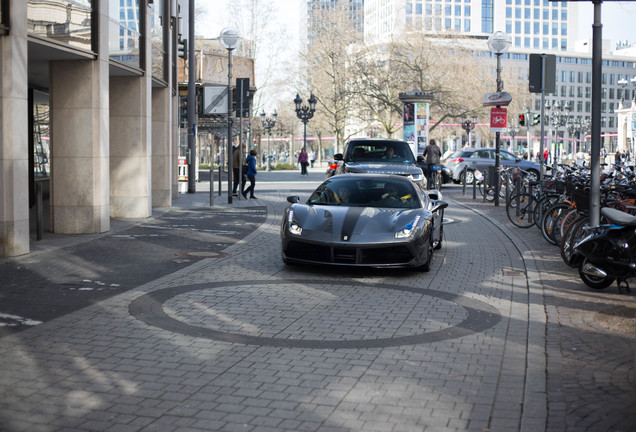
[260,110,277,172]
[219,28,241,204]
[294,93,317,151]
[461,118,475,148]
[487,31,511,206]
[545,100,572,164]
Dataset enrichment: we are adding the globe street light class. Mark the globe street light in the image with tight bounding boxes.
[487,31,511,206]
[260,110,277,172]
[219,28,241,204]
[294,93,317,151]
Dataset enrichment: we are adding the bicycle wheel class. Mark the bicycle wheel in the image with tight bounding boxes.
[541,202,571,245]
[560,215,589,267]
[506,193,536,228]
[551,206,578,246]
[533,194,561,228]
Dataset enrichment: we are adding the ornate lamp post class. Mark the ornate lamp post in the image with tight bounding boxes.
[487,31,511,206]
[294,93,317,151]
[219,28,241,204]
[507,124,519,152]
[260,110,277,172]
[461,118,475,148]
[545,100,572,163]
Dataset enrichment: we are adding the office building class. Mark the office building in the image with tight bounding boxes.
[1,0,181,257]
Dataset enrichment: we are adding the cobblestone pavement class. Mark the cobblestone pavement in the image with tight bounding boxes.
[444,185,636,432]
[0,169,634,432]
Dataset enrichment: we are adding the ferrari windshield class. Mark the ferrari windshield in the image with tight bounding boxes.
[345,140,415,164]
[308,177,421,209]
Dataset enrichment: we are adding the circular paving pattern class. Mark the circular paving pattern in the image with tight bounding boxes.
[129,280,501,349]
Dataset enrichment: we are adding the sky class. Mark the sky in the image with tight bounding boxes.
[197,0,636,48]
[575,1,636,48]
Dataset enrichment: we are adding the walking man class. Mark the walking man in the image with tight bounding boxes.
[423,139,441,190]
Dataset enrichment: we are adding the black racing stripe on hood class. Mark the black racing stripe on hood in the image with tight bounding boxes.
[341,207,365,241]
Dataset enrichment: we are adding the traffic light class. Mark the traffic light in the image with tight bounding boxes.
[518,113,526,126]
[179,96,187,128]
[177,38,187,60]
[532,113,541,125]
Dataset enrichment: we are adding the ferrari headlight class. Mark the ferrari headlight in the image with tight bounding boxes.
[287,210,303,235]
[395,215,421,239]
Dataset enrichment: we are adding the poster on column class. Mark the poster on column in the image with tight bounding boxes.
[416,103,429,155]
[402,102,429,157]
[403,103,415,152]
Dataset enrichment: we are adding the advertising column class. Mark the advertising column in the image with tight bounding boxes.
[399,90,433,157]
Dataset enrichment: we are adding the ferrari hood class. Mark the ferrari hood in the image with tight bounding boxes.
[289,204,429,243]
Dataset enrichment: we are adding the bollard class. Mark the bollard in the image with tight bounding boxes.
[209,168,214,206]
[36,182,43,241]
[218,165,222,196]
[505,171,510,205]
[473,170,477,200]
[462,166,467,195]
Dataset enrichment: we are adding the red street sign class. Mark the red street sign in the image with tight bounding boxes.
[490,108,507,132]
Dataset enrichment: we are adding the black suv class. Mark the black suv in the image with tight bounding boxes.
[330,138,426,187]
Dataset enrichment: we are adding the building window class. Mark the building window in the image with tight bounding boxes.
[27,0,94,53]
[416,4,422,14]
[406,3,412,14]
[506,7,512,18]
[482,0,493,33]
[533,37,539,48]
[464,19,470,32]
[506,21,512,33]
[524,21,530,34]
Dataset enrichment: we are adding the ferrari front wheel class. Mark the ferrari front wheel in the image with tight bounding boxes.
[418,245,433,272]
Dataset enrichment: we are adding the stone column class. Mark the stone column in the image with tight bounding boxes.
[0,0,29,256]
[109,75,152,218]
[49,1,110,233]
[152,87,173,207]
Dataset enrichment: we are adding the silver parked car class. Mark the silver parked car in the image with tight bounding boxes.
[446,147,540,184]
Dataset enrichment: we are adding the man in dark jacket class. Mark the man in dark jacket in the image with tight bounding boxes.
[423,139,441,189]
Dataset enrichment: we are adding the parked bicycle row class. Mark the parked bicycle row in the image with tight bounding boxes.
[464,162,636,294]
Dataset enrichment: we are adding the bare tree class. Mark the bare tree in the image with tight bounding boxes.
[301,4,363,154]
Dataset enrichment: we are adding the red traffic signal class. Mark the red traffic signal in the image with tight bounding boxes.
[518,114,526,126]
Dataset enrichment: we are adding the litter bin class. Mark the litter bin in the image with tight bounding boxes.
[487,166,496,187]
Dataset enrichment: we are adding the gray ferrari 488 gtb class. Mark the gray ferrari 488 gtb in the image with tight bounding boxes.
[281,174,448,271]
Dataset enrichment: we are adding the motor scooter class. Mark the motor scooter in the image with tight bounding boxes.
[574,207,636,293]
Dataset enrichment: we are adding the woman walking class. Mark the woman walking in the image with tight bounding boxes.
[298,148,309,176]
[242,149,258,199]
